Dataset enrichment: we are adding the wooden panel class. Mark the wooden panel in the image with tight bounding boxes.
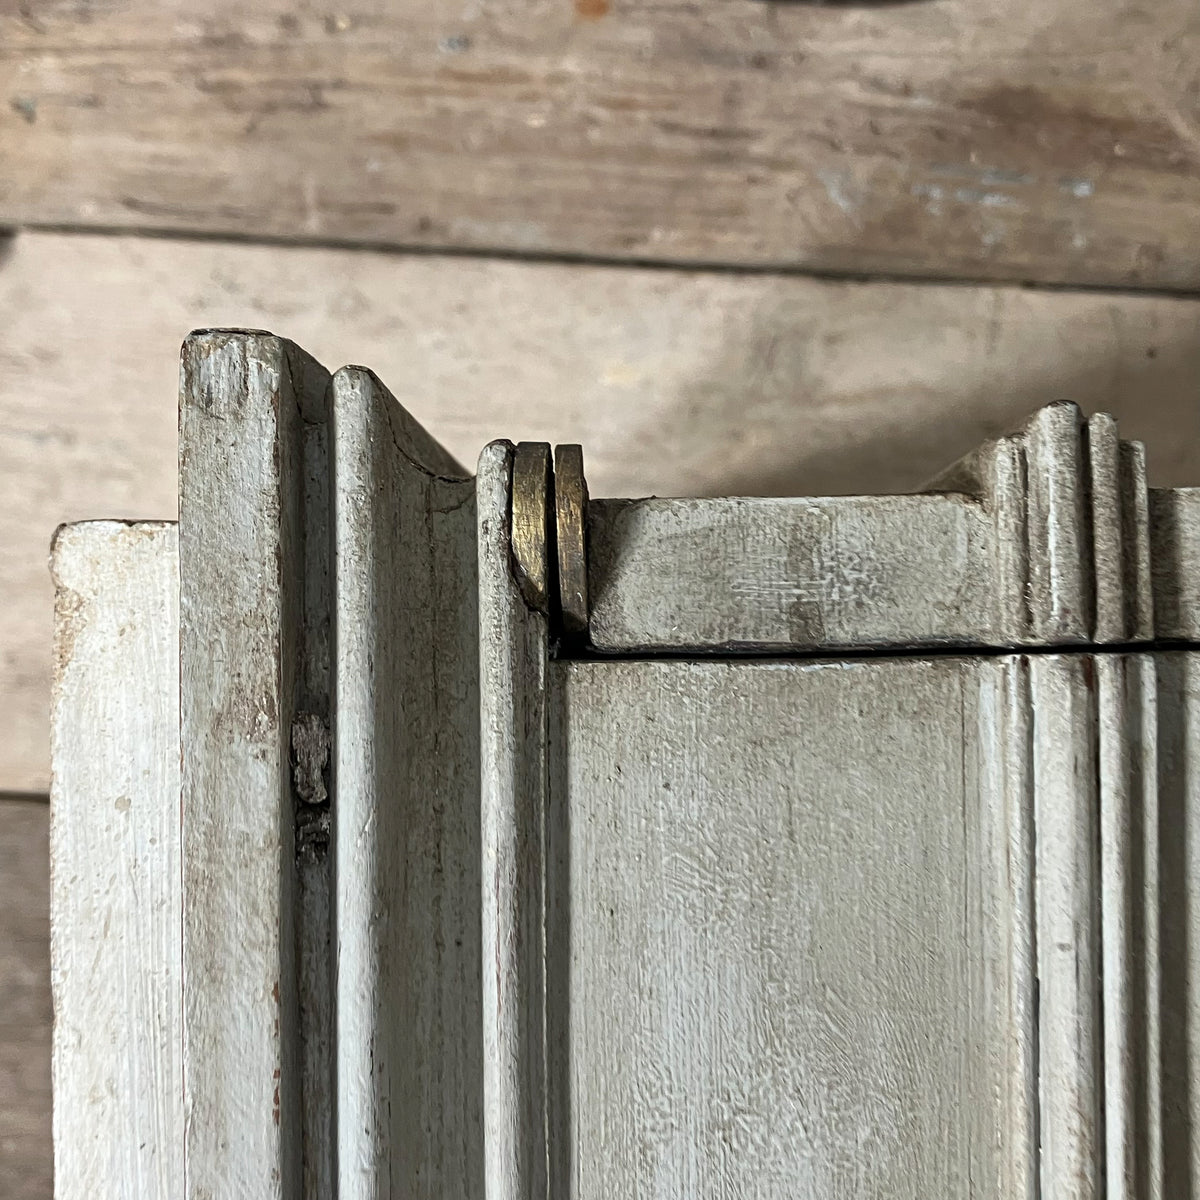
[8,230,1200,790]
[49,522,181,1199]
[548,656,1039,1198]
[543,652,1168,1197]
[1156,652,1200,1198]
[4,2,1200,289]
[179,332,330,1198]
[0,798,51,1200]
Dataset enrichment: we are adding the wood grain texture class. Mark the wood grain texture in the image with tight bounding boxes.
[4,1,1200,289]
[8,229,1200,790]
[1155,651,1200,1199]
[1097,654,1162,1200]
[1029,655,1102,1199]
[49,522,181,1199]
[329,367,484,1197]
[587,404,1164,654]
[179,332,330,1199]
[0,799,51,1200]
[544,652,1172,1198]
[478,441,550,1200]
[549,656,1036,1199]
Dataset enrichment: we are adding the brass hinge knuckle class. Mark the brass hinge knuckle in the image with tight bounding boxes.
[509,440,589,644]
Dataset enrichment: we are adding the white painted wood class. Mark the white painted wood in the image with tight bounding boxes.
[1029,655,1102,1199]
[1153,652,1200,1197]
[549,656,1036,1198]
[329,367,484,1196]
[588,493,992,653]
[47,332,1200,1199]
[49,521,182,1199]
[1097,655,1162,1200]
[541,652,1172,1199]
[590,404,1159,654]
[478,441,550,1200]
[179,331,331,1199]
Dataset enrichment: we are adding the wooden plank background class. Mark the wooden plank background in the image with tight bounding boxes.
[5,0,1200,1192]
[3,0,1200,289]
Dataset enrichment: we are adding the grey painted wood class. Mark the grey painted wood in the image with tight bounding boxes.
[588,492,993,653]
[329,366,484,1197]
[49,522,182,1198]
[1155,652,1200,1198]
[549,656,1033,1199]
[6,2,1200,290]
[589,404,1160,654]
[1098,654,1162,1200]
[179,331,331,1199]
[45,331,1200,1197]
[478,441,550,1200]
[543,652,1174,1199]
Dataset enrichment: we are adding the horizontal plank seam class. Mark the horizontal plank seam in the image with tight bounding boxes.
[0,792,50,805]
[563,638,1200,665]
[12,221,1200,303]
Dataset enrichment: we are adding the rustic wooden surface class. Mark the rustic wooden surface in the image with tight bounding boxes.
[49,523,181,1199]
[546,654,1108,1197]
[478,442,551,1200]
[4,1,1200,290]
[546,651,1175,1196]
[330,368,484,1195]
[0,798,51,1200]
[179,333,331,1198]
[7,230,1200,792]
[587,404,1159,653]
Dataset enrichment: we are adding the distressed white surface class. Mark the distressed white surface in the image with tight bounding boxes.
[478,442,550,1200]
[590,404,1158,653]
[588,494,990,652]
[49,521,182,1198]
[330,367,484,1196]
[1155,653,1200,1197]
[541,651,1179,1199]
[1098,655,1162,1200]
[1030,656,1102,1199]
[548,656,1032,1199]
[179,332,330,1199]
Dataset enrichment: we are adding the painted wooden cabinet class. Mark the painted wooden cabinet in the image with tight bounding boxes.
[50,332,1200,1198]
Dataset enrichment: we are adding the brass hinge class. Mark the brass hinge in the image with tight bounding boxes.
[509,441,590,645]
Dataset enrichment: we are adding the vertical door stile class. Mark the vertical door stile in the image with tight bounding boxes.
[330,366,482,1197]
[478,441,551,1200]
[1030,655,1103,1200]
[179,331,332,1199]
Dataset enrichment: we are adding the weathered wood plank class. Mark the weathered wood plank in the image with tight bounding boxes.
[7,230,1200,790]
[179,332,330,1199]
[549,656,1039,1198]
[587,405,1163,654]
[0,798,51,1200]
[4,1,1200,289]
[49,522,181,1199]
[478,441,550,1200]
[329,368,484,1196]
